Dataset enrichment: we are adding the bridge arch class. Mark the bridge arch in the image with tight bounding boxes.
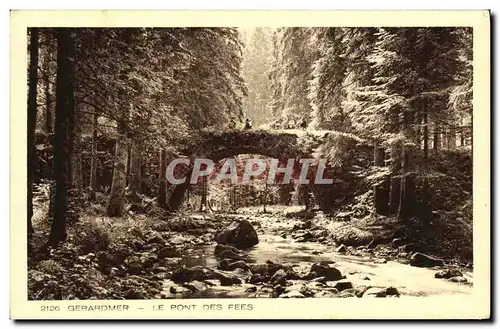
[167,129,371,212]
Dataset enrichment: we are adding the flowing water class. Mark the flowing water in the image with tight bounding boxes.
[168,214,473,298]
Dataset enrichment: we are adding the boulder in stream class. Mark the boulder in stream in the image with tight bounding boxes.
[270,269,287,285]
[332,279,353,291]
[309,263,343,281]
[279,290,305,298]
[249,273,267,284]
[434,269,463,279]
[158,246,179,258]
[214,244,240,256]
[410,252,444,268]
[183,280,208,292]
[363,287,387,298]
[215,220,259,249]
[171,266,212,284]
[448,276,468,283]
[219,249,244,261]
[215,272,244,286]
[227,260,250,271]
[336,244,347,253]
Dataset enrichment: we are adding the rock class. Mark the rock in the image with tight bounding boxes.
[124,256,143,274]
[183,280,208,292]
[280,232,287,239]
[153,272,170,280]
[227,260,250,271]
[391,238,404,247]
[355,286,370,297]
[310,263,343,281]
[273,284,286,296]
[292,223,305,231]
[410,252,444,268]
[271,269,287,285]
[306,281,325,289]
[449,276,468,283]
[385,286,400,296]
[333,279,353,291]
[311,276,328,284]
[214,244,240,257]
[249,274,267,284]
[215,220,259,249]
[401,243,423,253]
[338,289,357,298]
[219,250,244,261]
[158,246,179,258]
[279,291,305,298]
[148,233,167,245]
[297,285,314,297]
[294,231,313,241]
[109,267,120,276]
[374,258,388,264]
[249,264,268,275]
[218,259,231,270]
[245,286,257,293]
[169,285,191,294]
[363,288,387,297]
[203,279,220,286]
[435,269,463,279]
[142,243,164,252]
[267,263,284,276]
[212,270,244,286]
[282,266,302,280]
[336,244,347,253]
[465,262,473,269]
[171,266,211,283]
[170,235,190,245]
[314,290,338,298]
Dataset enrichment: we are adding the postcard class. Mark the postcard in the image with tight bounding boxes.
[10,10,490,320]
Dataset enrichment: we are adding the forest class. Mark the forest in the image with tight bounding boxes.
[27,27,473,300]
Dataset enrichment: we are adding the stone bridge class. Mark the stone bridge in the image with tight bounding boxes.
[167,129,372,212]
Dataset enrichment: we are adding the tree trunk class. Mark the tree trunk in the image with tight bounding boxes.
[262,178,268,213]
[433,122,440,151]
[199,177,208,212]
[70,109,83,198]
[106,124,128,217]
[397,112,416,222]
[47,29,75,247]
[89,109,98,200]
[232,185,237,211]
[389,149,401,215]
[43,33,53,134]
[27,28,39,243]
[128,141,141,202]
[421,107,431,226]
[158,149,167,208]
[373,144,389,215]
[167,167,192,211]
[447,128,456,149]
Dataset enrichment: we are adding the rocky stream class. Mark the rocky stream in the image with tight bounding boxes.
[152,213,473,299]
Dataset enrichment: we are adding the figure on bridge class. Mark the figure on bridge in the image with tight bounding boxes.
[300,118,307,130]
[228,117,237,129]
[245,118,253,130]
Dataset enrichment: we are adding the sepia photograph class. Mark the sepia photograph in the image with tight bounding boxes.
[10,10,490,320]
